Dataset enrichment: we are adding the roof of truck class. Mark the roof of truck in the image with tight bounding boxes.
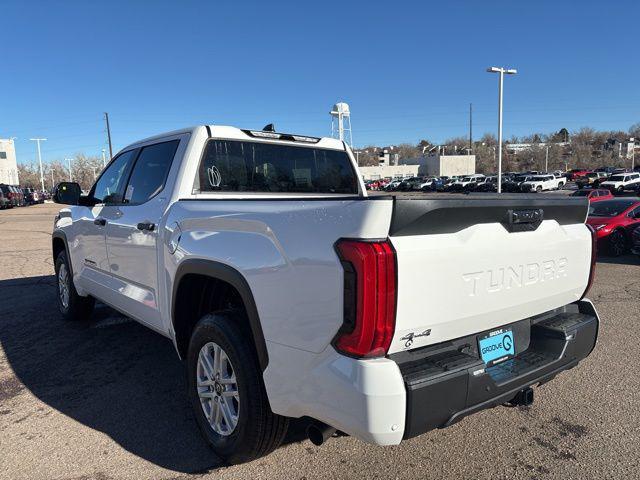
[126,125,345,151]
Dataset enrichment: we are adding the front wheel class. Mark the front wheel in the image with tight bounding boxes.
[188,312,289,464]
[536,186,543,193]
[55,251,95,321]
[608,229,627,257]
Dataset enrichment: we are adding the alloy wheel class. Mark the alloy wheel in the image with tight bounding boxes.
[610,231,626,256]
[196,341,240,436]
[58,263,70,309]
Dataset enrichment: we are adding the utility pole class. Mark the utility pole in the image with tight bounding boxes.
[469,103,473,154]
[65,158,73,181]
[486,67,517,193]
[631,137,636,170]
[29,138,47,192]
[104,112,113,160]
[101,148,107,168]
[50,169,55,190]
[545,145,549,172]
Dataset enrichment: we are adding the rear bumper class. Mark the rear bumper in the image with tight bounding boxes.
[392,299,599,439]
[264,300,598,446]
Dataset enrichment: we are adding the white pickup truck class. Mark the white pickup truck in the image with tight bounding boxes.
[599,172,640,194]
[51,125,599,464]
[520,174,566,192]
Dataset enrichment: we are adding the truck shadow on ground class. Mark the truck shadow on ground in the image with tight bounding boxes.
[596,253,640,266]
[0,275,310,474]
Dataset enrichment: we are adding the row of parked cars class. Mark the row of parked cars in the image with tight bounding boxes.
[0,184,47,208]
[365,166,640,195]
[568,166,640,192]
[365,171,569,193]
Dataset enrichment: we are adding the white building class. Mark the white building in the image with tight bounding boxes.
[506,142,569,154]
[0,138,19,185]
[402,154,476,177]
[357,164,419,180]
[357,153,476,181]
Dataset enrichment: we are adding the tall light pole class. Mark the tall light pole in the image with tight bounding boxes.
[29,138,47,192]
[545,145,549,172]
[101,148,107,168]
[50,169,55,190]
[65,158,73,181]
[486,67,517,192]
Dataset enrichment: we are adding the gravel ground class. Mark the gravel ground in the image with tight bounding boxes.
[0,203,638,480]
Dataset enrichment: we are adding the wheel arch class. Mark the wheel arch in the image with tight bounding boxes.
[52,230,73,277]
[172,259,269,371]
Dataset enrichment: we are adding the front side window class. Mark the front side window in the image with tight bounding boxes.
[124,140,179,204]
[628,206,640,219]
[92,150,137,204]
[196,140,358,194]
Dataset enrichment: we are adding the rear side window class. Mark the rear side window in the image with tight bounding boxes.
[124,140,179,204]
[196,140,358,194]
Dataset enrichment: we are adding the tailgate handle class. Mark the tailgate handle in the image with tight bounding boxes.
[506,209,543,232]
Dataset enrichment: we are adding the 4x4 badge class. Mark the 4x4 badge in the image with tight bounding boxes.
[400,329,432,348]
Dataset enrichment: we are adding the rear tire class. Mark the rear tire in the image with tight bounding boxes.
[608,229,627,257]
[187,312,289,465]
[54,250,95,321]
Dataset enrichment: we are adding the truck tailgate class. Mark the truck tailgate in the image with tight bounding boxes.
[387,195,591,354]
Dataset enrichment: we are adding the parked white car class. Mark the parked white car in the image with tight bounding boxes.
[50,125,600,464]
[599,172,640,194]
[418,177,439,190]
[520,174,566,192]
[451,174,485,190]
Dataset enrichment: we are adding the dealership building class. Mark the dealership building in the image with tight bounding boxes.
[0,138,19,185]
[357,149,476,181]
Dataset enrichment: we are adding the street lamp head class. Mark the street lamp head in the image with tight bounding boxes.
[487,67,517,75]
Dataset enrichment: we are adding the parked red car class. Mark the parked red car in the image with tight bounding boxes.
[570,189,613,202]
[586,198,640,256]
[565,169,592,181]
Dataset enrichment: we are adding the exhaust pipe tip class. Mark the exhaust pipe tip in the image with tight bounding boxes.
[306,422,337,446]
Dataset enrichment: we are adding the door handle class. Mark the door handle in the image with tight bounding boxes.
[137,222,155,232]
[94,218,107,226]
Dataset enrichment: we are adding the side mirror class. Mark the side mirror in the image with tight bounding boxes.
[53,182,82,205]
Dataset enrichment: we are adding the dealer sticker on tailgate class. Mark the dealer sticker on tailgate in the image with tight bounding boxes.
[478,329,515,366]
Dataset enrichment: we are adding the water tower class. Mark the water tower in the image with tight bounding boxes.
[330,102,353,147]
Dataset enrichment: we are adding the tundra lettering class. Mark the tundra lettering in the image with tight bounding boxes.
[463,258,568,296]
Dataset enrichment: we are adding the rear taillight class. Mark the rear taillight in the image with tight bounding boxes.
[581,224,597,299]
[333,239,396,358]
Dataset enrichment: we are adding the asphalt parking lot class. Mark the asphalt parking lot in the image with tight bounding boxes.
[1,203,639,480]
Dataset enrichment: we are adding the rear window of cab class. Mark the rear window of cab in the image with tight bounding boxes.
[195,140,358,194]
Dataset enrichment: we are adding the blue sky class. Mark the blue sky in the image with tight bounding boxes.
[2,0,639,164]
